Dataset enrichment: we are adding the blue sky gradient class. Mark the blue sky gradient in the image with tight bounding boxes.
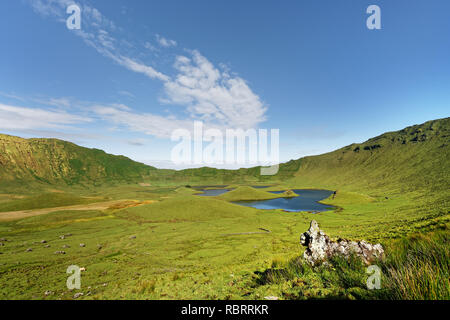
[0,0,449,168]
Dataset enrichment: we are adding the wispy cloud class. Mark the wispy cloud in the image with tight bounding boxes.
[0,103,91,130]
[29,0,170,82]
[92,104,192,138]
[33,97,72,109]
[0,92,27,102]
[113,55,170,82]
[163,51,267,129]
[156,34,177,48]
[118,90,135,98]
[144,41,157,52]
[25,0,268,138]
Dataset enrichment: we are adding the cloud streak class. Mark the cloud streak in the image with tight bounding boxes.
[0,103,91,130]
[25,0,268,138]
[156,34,177,48]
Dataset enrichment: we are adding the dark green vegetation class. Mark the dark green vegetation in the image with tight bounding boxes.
[0,118,448,299]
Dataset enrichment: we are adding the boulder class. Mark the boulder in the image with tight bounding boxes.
[73,292,83,299]
[300,220,384,266]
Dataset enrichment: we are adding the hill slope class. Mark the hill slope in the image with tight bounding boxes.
[0,134,157,190]
[0,117,449,193]
[280,117,450,194]
[165,118,450,190]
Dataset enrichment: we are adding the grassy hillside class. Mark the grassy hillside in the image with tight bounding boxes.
[2,118,447,193]
[152,117,450,191]
[279,118,450,193]
[0,134,157,191]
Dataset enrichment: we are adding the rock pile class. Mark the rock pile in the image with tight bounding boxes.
[300,220,384,266]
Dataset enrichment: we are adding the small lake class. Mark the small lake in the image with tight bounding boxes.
[233,189,335,212]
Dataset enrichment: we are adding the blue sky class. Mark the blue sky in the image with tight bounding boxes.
[0,0,449,169]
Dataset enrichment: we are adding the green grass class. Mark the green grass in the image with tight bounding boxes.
[0,191,311,299]
[253,227,449,300]
[0,193,105,213]
[0,118,448,300]
[0,183,448,300]
[379,227,450,299]
[114,195,258,222]
[216,186,283,201]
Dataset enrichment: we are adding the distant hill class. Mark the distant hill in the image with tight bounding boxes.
[280,117,450,194]
[176,117,450,193]
[0,117,449,194]
[0,134,157,190]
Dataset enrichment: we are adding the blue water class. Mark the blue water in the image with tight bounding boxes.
[233,189,335,212]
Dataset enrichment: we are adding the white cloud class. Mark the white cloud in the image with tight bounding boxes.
[115,56,170,82]
[29,1,169,82]
[163,51,267,129]
[32,97,72,108]
[92,105,191,138]
[118,90,135,98]
[26,1,268,137]
[29,0,115,29]
[0,103,91,130]
[28,0,68,17]
[0,92,27,102]
[144,41,157,51]
[156,34,177,48]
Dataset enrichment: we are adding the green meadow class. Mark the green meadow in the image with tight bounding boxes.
[0,118,449,300]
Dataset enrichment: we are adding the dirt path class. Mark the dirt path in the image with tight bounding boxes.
[0,200,155,222]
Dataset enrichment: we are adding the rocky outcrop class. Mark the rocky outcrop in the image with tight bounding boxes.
[300,220,384,266]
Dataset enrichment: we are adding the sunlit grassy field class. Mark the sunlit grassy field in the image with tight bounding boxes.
[0,183,448,300]
[0,119,448,299]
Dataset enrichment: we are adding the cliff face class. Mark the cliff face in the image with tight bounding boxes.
[0,134,156,187]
